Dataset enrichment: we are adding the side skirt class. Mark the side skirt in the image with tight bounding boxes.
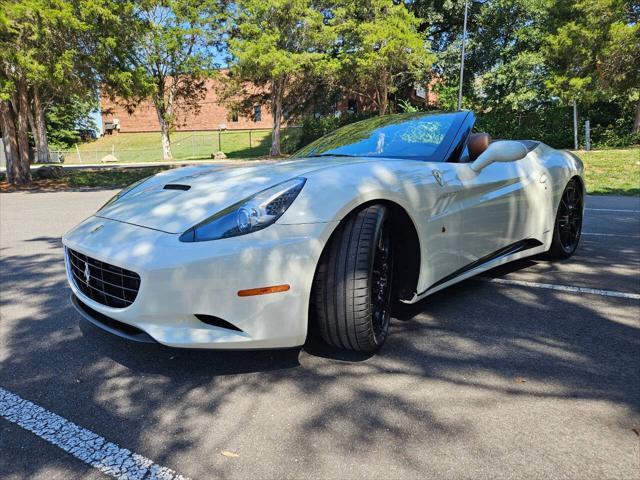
[405,238,544,303]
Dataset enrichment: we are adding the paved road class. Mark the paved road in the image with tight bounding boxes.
[1,190,638,480]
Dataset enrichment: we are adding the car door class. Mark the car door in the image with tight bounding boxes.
[454,150,540,265]
[415,162,466,292]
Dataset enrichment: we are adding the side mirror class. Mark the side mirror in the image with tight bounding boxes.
[470,140,528,172]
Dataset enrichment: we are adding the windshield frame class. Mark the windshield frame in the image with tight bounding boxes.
[292,111,472,162]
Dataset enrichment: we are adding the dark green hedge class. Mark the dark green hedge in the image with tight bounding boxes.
[476,102,639,149]
[293,100,639,152]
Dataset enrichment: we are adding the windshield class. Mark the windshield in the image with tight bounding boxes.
[293,112,462,161]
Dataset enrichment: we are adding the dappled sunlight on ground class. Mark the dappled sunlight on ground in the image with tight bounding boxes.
[1,191,638,478]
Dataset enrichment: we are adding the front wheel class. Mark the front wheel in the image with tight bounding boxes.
[547,178,583,259]
[312,205,394,352]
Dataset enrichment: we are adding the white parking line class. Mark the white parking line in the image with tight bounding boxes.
[0,387,189,480]
[478,277,640,300]
[582,232,640,238]
[586,208,640,213]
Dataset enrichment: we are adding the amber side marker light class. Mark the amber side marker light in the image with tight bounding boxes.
[237,284,290,297]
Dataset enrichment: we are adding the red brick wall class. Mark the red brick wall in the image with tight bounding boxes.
[101,78,276,133]
[101,78,439,134]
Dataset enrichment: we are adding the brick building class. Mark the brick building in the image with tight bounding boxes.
[100,77,438,134]
[100,77,275,133]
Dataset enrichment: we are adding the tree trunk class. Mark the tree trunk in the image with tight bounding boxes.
[633,99,640,134]
[154,103,172,160]
[270,76,285,156]
[158,115,173,160]
[378,83,389,116]
[13,79,33,183]
[0,100,21,185]
[31,84,51,163]
[153,84,173,160]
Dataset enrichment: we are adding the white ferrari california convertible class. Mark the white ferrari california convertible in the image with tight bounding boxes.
[63,111,584,352]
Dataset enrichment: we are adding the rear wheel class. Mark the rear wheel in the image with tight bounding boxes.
[547,178,583,259]
[312,205,394,352]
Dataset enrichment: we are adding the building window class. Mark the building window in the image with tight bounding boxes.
[254,105,262,122]
[229,111,239,122]
[347,99,357,114]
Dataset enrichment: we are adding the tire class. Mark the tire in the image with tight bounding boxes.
[312,204,394,352]
[547,178,583,259]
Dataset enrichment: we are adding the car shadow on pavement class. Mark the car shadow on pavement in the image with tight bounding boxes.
[2,240,639,478]
[79,320,303,377]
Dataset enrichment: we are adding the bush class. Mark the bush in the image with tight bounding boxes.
[288,100,638,152]
[475,100,639,149]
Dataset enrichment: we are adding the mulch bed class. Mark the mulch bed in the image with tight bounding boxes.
[0,179,74,192]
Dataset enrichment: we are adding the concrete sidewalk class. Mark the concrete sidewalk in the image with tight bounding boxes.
[0,157,273,173]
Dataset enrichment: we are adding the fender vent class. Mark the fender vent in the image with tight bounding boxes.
[194,314,243,332]
[164,184,191,191]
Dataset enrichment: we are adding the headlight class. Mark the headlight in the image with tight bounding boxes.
[98,176,152,211]
[179,177,306,242]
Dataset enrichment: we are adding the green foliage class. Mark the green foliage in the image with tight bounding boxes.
[398,99,422,113]
[543,0,639,106]
[229,0,332,83]
[475,100,639,149]
[45,96,97,148]
[410,0,639,143]
[333,0,433,115]
[104,0,224,130]
[225,0,337,154]
[0,0,124,99]
[294,112,376,151]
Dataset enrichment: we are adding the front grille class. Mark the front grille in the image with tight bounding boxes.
[66,248,140,308]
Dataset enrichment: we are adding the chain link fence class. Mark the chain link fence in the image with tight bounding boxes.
[49,128,302,165]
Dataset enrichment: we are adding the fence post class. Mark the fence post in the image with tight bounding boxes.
[572,99,579,150]
[218,130,221,152]
[584,120,590,151]
[249,130,252,150]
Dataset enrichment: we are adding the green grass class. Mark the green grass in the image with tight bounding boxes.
[574,147,640,196]
[12,143,637,194]
[57,129,300,164]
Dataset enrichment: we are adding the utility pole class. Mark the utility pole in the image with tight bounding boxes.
[458,0,469,111]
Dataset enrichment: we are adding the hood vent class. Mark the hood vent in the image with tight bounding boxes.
[163,184,191,191]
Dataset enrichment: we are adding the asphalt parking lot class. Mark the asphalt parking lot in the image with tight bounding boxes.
[1,189,638,480]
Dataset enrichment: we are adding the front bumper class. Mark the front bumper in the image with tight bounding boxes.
[63,216,336,349]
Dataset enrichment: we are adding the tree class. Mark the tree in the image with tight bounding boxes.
[46,93,98,147]
[105,0,224,160]
[333,0,432,116]
[543,0,640,134]
[226,0,334,156]
[1,0,127,184]
[0,87,32,185]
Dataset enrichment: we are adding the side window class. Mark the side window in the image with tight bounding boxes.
[254,105,262,122]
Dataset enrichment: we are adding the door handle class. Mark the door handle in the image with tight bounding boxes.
[432,169,445,187]
[539,173,548,184]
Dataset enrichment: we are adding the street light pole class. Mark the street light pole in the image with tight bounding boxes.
[458,0,469,111]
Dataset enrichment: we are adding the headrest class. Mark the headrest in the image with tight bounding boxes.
[468,133,491,161]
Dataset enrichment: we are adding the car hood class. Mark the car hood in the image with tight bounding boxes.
[96,157,371,234]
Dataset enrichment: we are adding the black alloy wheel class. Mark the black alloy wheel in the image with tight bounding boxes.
[548,179,583,259]
[312,204,395,352]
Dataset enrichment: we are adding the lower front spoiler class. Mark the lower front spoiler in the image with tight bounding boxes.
[71,294,157,344]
